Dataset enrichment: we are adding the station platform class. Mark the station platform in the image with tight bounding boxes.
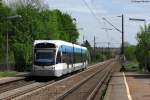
[0,72,30,85]
[104,72,150,100]
[16,72,30,77]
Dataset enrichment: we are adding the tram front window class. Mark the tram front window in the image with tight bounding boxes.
[34,49,55,66]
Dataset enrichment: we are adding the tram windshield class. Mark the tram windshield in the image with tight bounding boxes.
[34,49,55,66]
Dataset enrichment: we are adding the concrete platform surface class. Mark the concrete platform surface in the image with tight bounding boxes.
[104,72,150,100]
[16,72,30,77]
[0,72,30,85]
[0,77,24,85]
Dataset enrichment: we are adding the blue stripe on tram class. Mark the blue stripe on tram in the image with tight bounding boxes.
[59,45,86,53]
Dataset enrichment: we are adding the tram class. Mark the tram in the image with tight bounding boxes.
[32,40,90,77]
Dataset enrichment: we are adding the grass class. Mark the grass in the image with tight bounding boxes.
[0,71,16,77]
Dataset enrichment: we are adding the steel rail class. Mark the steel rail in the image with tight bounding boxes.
[56,60,114,100]
[86,64,114,100]
[0,79,35,94]
[1,59,114,100]
[0,63,100,100]
[0,80,56,100]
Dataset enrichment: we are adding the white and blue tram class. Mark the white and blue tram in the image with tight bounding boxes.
[32,40,90,77]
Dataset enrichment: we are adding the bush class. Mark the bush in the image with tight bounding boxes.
[135,25,150,71]
[0,71,16,77]
[124,45,136,61]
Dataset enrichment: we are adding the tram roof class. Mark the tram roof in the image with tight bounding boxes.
[34,40,87,50]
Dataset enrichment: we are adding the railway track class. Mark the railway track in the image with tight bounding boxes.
[0,59,119,100]
[0,65,93,100]
[56,61,115,100]
[0,65,92,99]
[10,59,118,100]
[0,76,59,100]
[0,78,35,94]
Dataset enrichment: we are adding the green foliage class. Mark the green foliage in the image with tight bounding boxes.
[81,40,112,63]
[0,71,16,77]
[12,42,32,71]
[124,44,136,61]
[123,61,139,72]
[82,40,92,51]
[95,54,105,62]
[135,25,150,71]
[0,1,13,63]
[0,1,79,71]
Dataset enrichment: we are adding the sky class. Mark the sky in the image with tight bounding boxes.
[45,0,150,47]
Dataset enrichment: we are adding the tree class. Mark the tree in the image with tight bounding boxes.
[81,40,92,51]
[0,0,13,63]
[81,40,106,62]
[124,44,136,61]
[135,25,150,71]
[0,1,80,70]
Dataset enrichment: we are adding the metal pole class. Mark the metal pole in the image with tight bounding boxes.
[144,20,147,71]
[94,36,96,61]
[94,36,96,50]
[129,18,147,71]
[70,34,71,42]
[102,46,104,61]
[83,35,84,43]
[5,15,22,70]
[108,42,110,58]
[6,22,8,70]
[121,14,124,56]
[102,16,124,57]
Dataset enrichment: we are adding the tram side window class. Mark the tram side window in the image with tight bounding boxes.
[68,52,72,64]
[62,51,71,64]
[61,50,88,64]
[56,51,61,63]
[82,53,85,61]
[74,52,83,63]
[70,52,74,63]
[62,52,66,63]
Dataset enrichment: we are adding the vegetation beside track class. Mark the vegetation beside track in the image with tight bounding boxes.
[82,40,114,64]
[123,43,140,72]
[0,71,16,77]
[0,0,79,71]
[124,25,150,72]
[123,61,139,72]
